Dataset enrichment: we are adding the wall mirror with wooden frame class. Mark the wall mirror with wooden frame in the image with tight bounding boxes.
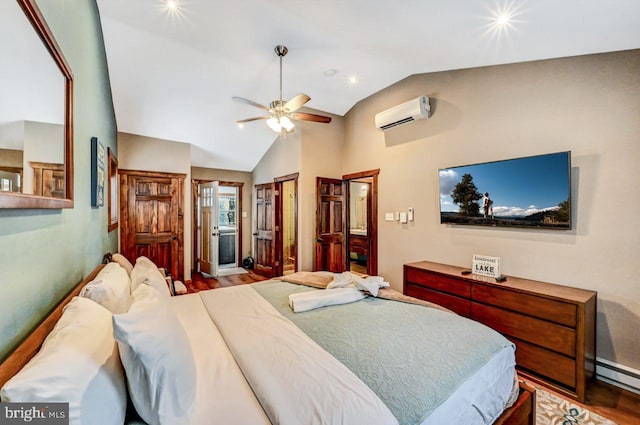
[0,0,74,209]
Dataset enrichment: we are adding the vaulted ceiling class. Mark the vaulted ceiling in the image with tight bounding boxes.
[97,0,640,171]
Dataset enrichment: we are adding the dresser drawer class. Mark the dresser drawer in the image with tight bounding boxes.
[405,268,471,298]
[472,303,576,357]
[472,284,576,327]
[514,338,576,389]
[405,284,471,317]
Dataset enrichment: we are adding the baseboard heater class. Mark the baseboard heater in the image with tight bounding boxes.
[596,357,640,395]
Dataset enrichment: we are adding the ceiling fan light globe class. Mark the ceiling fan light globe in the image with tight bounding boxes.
[280,116,295,131]
[266,117,281,132]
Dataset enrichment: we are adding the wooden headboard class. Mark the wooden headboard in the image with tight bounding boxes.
[0,263,105,387]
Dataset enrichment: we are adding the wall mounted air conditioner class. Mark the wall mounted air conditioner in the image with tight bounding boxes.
[375,96,430,131]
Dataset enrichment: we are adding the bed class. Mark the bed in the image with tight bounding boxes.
[0,260,535,425]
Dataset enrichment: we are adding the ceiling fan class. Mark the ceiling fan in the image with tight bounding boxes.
[233,45,332,133]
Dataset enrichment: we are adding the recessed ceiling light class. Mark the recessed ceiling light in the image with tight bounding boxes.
[160,0,186,20]
[237,123,244,129]
[162,0,185,16]
[484,1,523,40]
[349,75,358,84]
[495,12,511,26]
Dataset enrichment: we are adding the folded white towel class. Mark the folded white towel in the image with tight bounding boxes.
[324,272,391,296]
[351,274,390,297]
[326,272,354,289]
[288,288,366,313]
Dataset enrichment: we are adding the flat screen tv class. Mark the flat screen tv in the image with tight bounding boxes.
[439,151,571,229]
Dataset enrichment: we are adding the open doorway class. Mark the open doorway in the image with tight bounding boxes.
[315,169,378,275]
[253,173,298,278]
[194,180,243,277]
[277,174,298,276]
[345,170,378,276]
[348,178,372,274]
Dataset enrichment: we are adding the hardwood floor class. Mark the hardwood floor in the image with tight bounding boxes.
[577,380,640,425]
[187,270,267,292]
[186,271,640,424]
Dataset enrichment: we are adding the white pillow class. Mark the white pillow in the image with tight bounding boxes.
[173,280,188,295]
[113,284,196,425]
[130,256,171,298]
[0,297,127,425]
[80,262,132,313]
[112,253,134,276]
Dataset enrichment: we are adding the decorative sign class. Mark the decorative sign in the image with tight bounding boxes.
[472,254,501,278]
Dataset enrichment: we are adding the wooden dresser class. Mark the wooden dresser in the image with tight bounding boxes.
[403,261,596,402]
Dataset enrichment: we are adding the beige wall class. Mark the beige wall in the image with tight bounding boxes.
[191,166,253,263]
[252,130,302,266]
[22,121,64,195]
[342,50,640,370]
[251,112,344,271]
[299,112,345,270]
[252,132,302,185]
[118,132,192,280]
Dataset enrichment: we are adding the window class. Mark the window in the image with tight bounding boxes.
[218,195,236,226]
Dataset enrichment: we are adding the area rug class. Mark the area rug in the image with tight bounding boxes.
[217,267,248,277]
[536,387,617,425]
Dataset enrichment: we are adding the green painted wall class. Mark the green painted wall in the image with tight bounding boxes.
[0,0,117,361]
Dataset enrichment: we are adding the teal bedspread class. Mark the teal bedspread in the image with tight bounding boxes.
[252,281,514,425]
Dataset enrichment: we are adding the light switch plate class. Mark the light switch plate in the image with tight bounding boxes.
[394,212,400,221]
[242,211,248,218]
[408,207,414,221]
[385,213,395,221]
[400,212,408,223]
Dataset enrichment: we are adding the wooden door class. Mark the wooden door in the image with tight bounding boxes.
[198,181,218,276]
[120,170,185,279]
[254,182,277,277]
[315,177,346,272]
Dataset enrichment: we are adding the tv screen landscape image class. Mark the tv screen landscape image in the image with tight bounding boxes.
[439,152,571,229]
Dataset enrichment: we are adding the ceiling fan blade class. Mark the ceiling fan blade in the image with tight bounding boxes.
[232,96,270,111]
[290,112,332,123]
[284,93,311,113]
[237,116,271,123]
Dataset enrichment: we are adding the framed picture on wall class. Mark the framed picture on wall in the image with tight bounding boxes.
[91,136,105,207]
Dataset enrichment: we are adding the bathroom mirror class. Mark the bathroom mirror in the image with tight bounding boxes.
[0,0,74,209]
